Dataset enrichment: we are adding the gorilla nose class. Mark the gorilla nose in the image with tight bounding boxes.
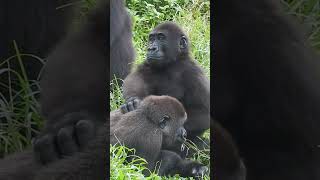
[176,127,187,143]
[148,45,158,52]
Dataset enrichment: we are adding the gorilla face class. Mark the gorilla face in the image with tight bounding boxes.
[146,22,189,66]
[160,113,187,149]
[139,95,188,149]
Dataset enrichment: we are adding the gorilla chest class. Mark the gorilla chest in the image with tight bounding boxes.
[145,74,184,100]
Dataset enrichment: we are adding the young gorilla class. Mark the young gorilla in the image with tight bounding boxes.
[111,95,208,178]
[213,0,320,180]
[121,22,210,151]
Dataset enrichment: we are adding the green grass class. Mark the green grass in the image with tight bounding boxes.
[110,0,210,179]
[281,0,320,49]
[0,41,43,157]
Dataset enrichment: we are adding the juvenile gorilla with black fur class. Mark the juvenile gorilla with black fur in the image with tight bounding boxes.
[122,22,210,147]
[213,0,320,179]
[111,95,207,178]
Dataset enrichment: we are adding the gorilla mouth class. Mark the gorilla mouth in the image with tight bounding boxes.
[181,143,186,152]
[147,55,163,61]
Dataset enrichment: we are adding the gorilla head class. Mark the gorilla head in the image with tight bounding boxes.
[146,22,189,66]
[139,95,188,147]
[111,95,207,178]
[111,95,188,151]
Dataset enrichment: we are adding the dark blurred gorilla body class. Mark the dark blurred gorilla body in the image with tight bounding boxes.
[111,95,208,178]
[110,0,135,83]
[34,0,133,163]
[213,0,320,179]
[0,0,109,179]
[33,0,108,165]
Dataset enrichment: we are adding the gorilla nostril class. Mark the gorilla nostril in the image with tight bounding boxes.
[179,127,187,139]
[182,129,187,139]
[149,47,157,52]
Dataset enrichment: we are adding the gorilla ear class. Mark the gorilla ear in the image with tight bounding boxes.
[180,36,188,49]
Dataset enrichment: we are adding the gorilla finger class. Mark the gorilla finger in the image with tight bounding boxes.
[75,120,95,148]
[33,134,59,164]
[120,104,129,114]
[192,165,209,178]
[133,98,141,109]
[57,127,78,156]
[127,101,135,112]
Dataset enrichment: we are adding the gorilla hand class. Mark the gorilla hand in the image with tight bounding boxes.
[189,162,209,180]
[33,113,100,165]
[158,150,209,179]
[120,97,141,113]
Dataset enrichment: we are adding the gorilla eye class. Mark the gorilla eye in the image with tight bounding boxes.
[158,33,166,40]
[180,36,188,49]
[149,35,155,42]
[159,115,170,129]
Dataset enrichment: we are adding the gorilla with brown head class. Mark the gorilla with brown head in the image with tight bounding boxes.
[111,95,208,178]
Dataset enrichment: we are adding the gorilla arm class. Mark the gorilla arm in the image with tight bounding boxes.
[121,71,148,112]
[123,70,148,100]
[182,67,210,136]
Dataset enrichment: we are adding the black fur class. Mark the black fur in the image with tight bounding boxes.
[213,0,320,179]
[111,95,208,178]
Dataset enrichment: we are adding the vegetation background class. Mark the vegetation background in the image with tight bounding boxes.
[0,0,318,179]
